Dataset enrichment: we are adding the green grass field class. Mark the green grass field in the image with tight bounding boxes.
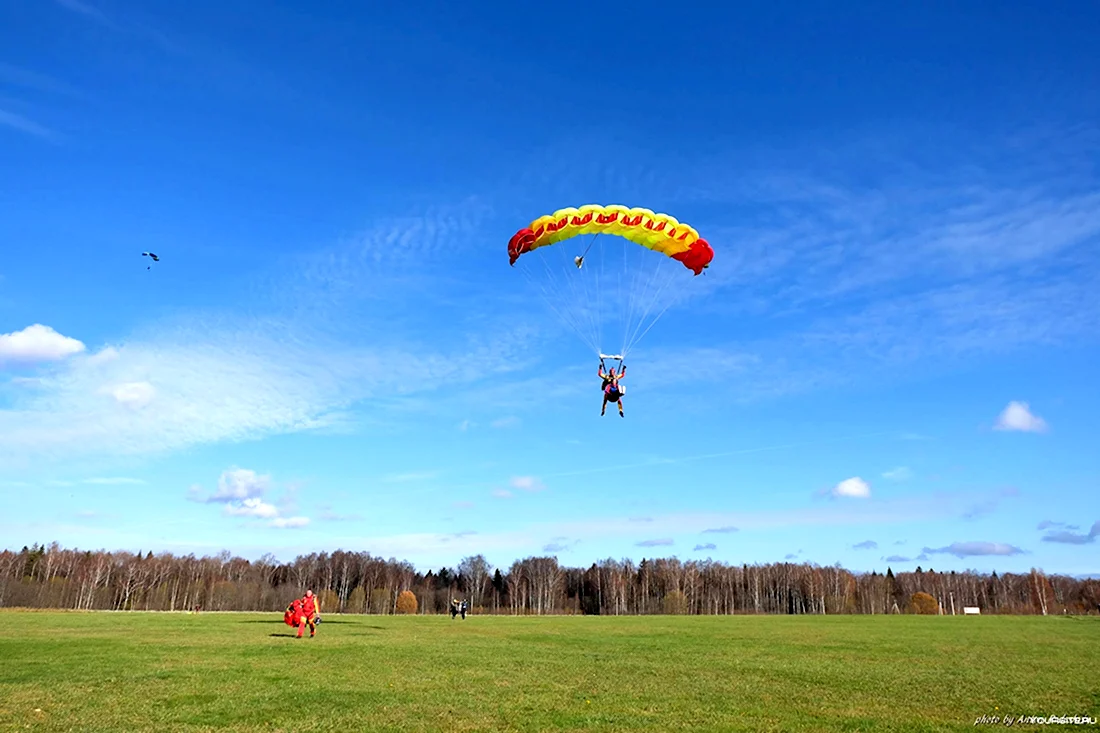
[1,611,1097,732]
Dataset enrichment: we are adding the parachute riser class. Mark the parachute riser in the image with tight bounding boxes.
[599,353,625,371]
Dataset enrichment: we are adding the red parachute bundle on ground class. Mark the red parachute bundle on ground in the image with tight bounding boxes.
[284,599,303,626]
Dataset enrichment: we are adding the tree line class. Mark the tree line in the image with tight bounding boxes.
[2,543,1097,616]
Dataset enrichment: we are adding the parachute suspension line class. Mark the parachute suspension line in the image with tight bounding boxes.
[625,291,678,355]
[623,251,680,356]
[571,234,603,356]
[619,235,644,360]
[558,244,603,356]
[620,241,668,358]
[622,266,681,357]
[556,234,601,356]
[579,232,600,264]
[521,250,600,355]
[596,231,607,354]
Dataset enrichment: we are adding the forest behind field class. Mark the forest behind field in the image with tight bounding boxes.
[3,543,1097,616]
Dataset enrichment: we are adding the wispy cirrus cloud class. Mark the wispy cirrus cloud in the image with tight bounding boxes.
[54,0,107,20]
[510,476,545,492]
[383,470,440,484]
[529,131,1100,405]
[0,64,85,99]
[316,506,363,522]
[82,477,146,486]
[0,316,531,468]
[0,107,59,141]
[882,467,913,481]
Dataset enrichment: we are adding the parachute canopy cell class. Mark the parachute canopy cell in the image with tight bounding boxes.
[508,204,713,275]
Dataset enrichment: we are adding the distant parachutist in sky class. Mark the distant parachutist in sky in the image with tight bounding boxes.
[142,251,159,270]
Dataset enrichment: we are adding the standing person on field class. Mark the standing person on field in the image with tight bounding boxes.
[297,589,320,638]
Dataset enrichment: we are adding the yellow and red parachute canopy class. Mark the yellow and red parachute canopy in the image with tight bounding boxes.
[508,204,714,275]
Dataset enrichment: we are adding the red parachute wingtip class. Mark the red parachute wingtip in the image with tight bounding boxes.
[508,228,536,265]
[671,238,714,275]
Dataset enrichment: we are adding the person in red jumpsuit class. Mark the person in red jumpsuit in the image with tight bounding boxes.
[297,589,321,638]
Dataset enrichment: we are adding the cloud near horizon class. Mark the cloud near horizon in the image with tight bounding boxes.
[922,541,1025,558]
[190,468,308,529]
[1040,520,1099,545]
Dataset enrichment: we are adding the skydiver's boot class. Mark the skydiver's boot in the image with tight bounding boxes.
[619,404,624,417]
[601,401,606,416]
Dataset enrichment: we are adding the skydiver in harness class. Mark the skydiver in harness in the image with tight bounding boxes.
[599,358,626,417]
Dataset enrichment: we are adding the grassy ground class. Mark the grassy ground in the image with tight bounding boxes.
[0,612,1097,732]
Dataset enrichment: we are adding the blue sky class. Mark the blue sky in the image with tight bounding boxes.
[1,0,1098,576]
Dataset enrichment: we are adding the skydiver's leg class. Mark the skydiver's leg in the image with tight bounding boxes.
[601,398,607,416]
[619,399,624,417]
[297,615,306,638]
[309,615,316,637]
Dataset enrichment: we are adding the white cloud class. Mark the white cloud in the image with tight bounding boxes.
[209,468,270,503]
[102,381,156,409]
[457,419,475,431]
[491,488,513,499]
[994,401,1048,433]
[882,466,913,481]
[0,324,85,365]
[223,497,279,519]
[832,477,871,499]
[510,476,545,492]
[270,516,310,528]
